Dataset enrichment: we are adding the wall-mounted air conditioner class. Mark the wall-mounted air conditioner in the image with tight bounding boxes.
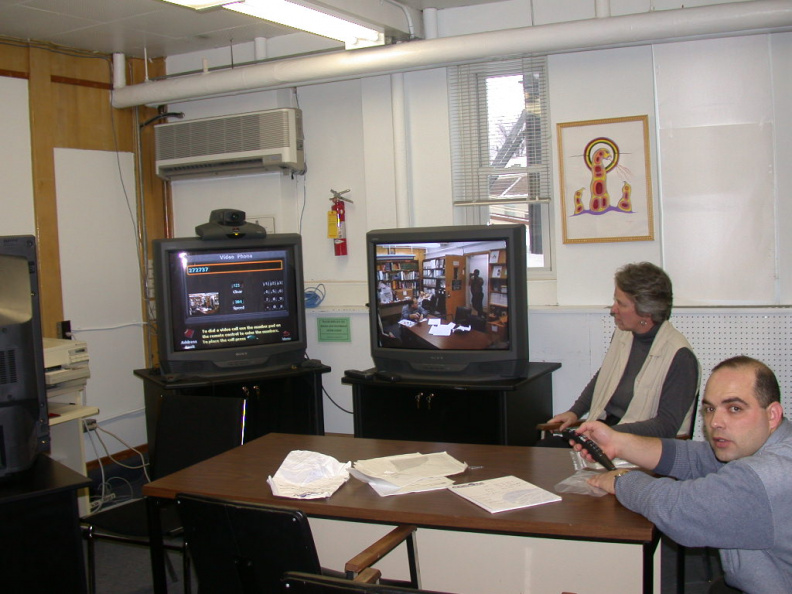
[155,108,305,180]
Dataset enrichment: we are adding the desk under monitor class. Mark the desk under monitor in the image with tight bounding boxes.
[400,317,492,350]
[144,433,659,594]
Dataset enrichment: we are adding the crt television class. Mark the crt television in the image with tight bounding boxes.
[153,233,307,379]
[0,235,50,479]
[367,224,528,382]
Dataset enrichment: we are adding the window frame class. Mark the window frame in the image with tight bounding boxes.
[448,57,554,276]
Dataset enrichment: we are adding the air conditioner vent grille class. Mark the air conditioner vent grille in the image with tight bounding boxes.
[156,111,294,160]
[154,108,305,179]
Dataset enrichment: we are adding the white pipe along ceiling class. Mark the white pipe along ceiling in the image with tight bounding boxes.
[112,0,792,108]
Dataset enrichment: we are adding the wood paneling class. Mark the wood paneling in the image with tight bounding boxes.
[28,46,64,335]
[0,40,29,73]
[3,40,167,356]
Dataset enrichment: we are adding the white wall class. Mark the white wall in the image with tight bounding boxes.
[6,0,792,450]
[549,45,662,306]
[159,3,792,438]
[0,77,35,236]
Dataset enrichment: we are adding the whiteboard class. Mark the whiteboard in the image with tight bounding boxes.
[54,148,146,423]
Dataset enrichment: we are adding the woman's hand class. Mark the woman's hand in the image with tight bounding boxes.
[547,411,579,430]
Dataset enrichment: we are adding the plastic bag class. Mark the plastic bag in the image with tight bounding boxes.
[554,468,609,497]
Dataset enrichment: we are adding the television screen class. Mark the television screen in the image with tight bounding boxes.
[367,225,528,382]
[153,234,307,378]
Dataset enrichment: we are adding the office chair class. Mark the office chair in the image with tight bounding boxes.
[453,307,472,326]
[468,316,486,333]
[282,571,455,594]
[81,393,246,594]
[176,493,419,594]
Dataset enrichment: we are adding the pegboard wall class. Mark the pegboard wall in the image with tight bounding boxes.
[600,309,792,439]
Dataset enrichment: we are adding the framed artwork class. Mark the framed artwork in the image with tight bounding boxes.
[557,115,654,244]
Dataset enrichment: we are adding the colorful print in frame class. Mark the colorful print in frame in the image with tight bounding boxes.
[557,115,654,244]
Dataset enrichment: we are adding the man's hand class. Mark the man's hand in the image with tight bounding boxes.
[578,421,664,471]
[586,469,620,495]
[575,421,619,460]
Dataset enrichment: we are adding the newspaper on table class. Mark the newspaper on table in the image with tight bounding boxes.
[267,450,351,499]
[351,451,468,497]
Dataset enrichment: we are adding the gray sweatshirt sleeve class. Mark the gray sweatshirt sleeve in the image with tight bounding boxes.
[615,442,774,549]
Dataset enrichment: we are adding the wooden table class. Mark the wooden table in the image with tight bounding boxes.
[144,433,658,593]
[401,318,492,349]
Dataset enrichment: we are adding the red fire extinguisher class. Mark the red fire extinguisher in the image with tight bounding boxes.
[328,189,353,256]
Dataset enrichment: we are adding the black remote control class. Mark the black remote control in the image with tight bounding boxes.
[374,370,401,382]
[344,369,376,380]
[560,428,617,471]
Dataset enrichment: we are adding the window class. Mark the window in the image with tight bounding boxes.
[448,57,552,272]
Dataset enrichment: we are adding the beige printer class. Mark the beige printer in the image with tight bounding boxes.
[43,337,97,515]
[44,337,91,397]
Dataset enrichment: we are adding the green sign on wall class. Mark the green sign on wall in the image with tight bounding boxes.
[317,317,351,342]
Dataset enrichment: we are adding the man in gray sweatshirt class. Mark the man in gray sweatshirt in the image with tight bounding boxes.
[578,355,792,594]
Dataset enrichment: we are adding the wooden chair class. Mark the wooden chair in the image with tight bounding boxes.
[81,393,246,594]
[176,493,420,594]
[282,571,455,593]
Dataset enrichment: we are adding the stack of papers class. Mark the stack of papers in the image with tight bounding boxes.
[351,452,468,497]
[267,450,351,499]
[449,475,562,514]
[428,322,454,336]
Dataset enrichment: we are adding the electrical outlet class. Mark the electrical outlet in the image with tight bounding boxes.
[83,418,98,432]
[247,214,275,234]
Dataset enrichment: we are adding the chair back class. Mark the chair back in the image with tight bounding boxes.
[677,390,701,440]
[453,306,472,325]
[469,316,486,333]
[282,571,454,593]
[177,493,323,594]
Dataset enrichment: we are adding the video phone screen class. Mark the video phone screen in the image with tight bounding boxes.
[375,239,510,351]
[169,247,300,352]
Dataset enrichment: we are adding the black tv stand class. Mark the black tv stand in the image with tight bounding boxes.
[342,361,560,446]
[135,364,330,459]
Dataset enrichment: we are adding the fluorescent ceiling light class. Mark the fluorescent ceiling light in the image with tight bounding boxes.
[224,0,384,50]
[160,0,230,10]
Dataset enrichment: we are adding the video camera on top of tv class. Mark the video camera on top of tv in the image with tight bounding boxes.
[195,209,267,240]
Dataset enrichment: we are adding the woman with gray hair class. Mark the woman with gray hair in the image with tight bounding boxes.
[544,262,699,440]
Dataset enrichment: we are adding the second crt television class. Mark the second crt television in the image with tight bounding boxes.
[367,224,529,382]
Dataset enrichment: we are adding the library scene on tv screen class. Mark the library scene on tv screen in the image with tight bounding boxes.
[376,239,511,351]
